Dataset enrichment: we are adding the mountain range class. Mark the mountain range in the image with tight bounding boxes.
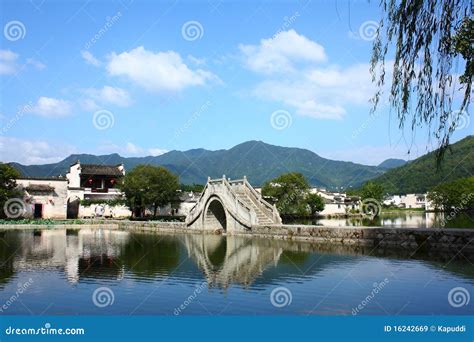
[370,135,474,193]
[7,136,473,192]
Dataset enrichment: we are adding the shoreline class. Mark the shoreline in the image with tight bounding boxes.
[0,220,472,254]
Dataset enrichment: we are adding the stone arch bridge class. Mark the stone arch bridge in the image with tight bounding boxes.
[185,176,282,232]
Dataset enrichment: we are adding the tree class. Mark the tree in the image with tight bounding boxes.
[261,172,310,216]
[371,0,472,162]
[0,164,21,219]
[427,176,474,210]
[120,165,179,218]
[306,193,325,216]
[359,181,385,203]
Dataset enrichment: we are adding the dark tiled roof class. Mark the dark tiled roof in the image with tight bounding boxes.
[18,177,66,181]
[25,184,55,192]
[80,164,123,176]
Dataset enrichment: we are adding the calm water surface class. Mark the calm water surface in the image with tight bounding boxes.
[0,228,473,315]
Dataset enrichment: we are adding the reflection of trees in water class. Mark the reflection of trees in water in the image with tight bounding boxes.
[0,231,21,287]
[279,250,310,266]
[119,233,180,278]
[0,228,473,289]
[78,254,124,280]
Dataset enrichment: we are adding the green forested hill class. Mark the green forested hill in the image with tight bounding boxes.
[7,138,473,191]
[371,136,474,193]
[7,140,385,189]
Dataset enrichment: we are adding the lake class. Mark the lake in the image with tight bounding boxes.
[286,211,474,228]
[0,228,472,315]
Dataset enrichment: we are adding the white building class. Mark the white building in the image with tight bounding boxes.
[16,161,131,219]
[383,194,427,209]
[16,178,68,219]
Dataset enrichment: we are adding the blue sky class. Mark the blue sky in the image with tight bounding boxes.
[0,0,471,166]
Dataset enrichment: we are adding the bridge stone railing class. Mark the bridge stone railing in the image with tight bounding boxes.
[186,176,281,231]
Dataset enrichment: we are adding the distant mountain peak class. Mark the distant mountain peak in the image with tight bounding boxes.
[377,158,407,170]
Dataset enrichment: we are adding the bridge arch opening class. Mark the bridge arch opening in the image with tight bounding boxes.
[205,198,227,231]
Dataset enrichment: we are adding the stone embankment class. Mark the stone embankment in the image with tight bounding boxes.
[0,220,472,252]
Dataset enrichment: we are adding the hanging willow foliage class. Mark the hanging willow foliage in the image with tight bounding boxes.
[370,0,473,162]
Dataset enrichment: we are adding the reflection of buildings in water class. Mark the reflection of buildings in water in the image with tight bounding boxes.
[12,229,129,284]
[317,212,438,228]
[183,234,282,288]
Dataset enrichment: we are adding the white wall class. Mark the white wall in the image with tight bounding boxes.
[16,179,68,219]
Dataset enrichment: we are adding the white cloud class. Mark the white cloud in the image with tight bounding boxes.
[26,58,46,70]
[188,55,206,66]
[97,141,168,157]
[148,148,168,156]
[253,63,374,119]
[0,50,19,75]
[30,97,73,118]
[239,30,378,120]
[106,46,218,92]
[0,51,46,75]
[0,136,76,165]
[125,142,142,154]
[320,145,420,166]
[81,50,100,66]
[83,86,131,107]
[239,29,326,74]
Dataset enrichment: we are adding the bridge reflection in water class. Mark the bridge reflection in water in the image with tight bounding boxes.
[182,234,282,288]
